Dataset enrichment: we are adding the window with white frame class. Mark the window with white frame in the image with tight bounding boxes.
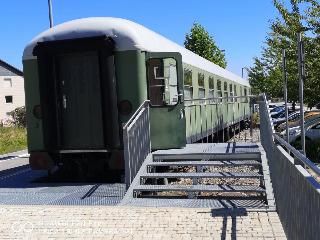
[184,69,193,101]
[208,76,215,103]
[224,82,228,103]
[217,80,222,103]
[198,73,205,102]
[229,84,234,103]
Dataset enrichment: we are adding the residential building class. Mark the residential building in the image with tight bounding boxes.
[0,59,24,123]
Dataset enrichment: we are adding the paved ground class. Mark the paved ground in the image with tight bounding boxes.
[0,205,286,240]
[0,151,286,239]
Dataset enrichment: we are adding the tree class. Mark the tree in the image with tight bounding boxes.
[184,23,227,68]
[248,0,320,106]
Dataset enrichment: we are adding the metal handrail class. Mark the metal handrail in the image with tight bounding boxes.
[123,100,150,129]
[184,94,254,102]
[123,100,151,188]
[274,134,320,177]
[259,93,320,178]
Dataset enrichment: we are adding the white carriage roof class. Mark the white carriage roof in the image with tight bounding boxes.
[23,17,249,86]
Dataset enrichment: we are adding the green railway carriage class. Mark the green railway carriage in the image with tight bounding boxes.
[23,17,250,174]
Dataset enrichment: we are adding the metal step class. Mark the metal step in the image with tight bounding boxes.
[147,160,261,168]
[133,184,265,194]
[153,153,261,161]
[122,198,272,209]
[140,172,263,179]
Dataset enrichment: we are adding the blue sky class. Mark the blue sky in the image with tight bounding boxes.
[0,0,278,77]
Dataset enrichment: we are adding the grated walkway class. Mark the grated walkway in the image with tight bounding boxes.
[0,166,126,206]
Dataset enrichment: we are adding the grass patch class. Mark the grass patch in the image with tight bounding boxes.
[0,127,27,154]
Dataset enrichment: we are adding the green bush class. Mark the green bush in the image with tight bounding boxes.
[8,106,26,127]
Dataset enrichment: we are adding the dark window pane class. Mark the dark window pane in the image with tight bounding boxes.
[5,96,13,103]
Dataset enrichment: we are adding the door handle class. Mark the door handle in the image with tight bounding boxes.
[180,108,185,119]
[62,94,67,109]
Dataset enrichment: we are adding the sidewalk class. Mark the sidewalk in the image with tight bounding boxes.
[0,205,286,239]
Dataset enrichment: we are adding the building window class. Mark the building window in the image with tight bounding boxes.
[5,96,13,103]
[184,69,193,101]
[3,78,12,88]
[198,73,205,101]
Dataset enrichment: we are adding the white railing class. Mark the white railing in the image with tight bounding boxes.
[123,100,151,188]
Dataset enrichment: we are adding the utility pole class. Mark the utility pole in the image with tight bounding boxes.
[48,0,54,28]
[282,49,289,144]
[297,32,306,154]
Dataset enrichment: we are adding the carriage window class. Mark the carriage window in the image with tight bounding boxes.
[198,73,205,102]
[229,84,234,103]
[224,82,228,103]
[217,80,222,103]
[234,84,237,102]
[208,77,215,103]
[184,69,193,101]
[147,58,178,106]
[244,88,248,103]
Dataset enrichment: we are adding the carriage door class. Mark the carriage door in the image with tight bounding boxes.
[146,52,186,149]
[57,51,104,149]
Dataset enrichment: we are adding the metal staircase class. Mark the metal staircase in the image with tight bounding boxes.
[120,143,276,210]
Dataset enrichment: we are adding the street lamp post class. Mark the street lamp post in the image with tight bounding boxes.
[48,0,54,28]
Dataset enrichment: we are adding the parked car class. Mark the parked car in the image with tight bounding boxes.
[269,104,278,110]
[271,108,286,118]
[273,111,300,128]
[270,106,284,114]
[277,111,320,132]
[280,116,320,143]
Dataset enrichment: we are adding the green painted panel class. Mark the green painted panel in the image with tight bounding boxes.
[150,107,186,149]
[23,59,44,151]
[115,50,147,124]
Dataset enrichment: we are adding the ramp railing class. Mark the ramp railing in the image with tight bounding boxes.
[258,93,320,240]
[123,100,151,188]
